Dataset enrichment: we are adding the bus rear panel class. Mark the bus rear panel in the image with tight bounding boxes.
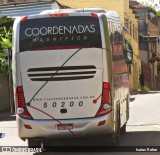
[13,13,114,139]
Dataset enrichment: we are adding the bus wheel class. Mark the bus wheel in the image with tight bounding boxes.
[112,108,120,146]
[28,138,41,148]
[41,140,52,152]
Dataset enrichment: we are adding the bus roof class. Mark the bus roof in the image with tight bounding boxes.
[39,8,121,21]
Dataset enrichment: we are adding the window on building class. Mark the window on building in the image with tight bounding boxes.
[124,18,129,30]
[130,21,132,37]
[133,24,135,39]
[155,42,157,53]
[151,42,156,53]
[135,27,138,41]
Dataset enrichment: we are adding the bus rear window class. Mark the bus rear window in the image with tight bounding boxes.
[19,16,102,52]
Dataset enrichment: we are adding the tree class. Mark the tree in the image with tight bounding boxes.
[141,0,160,15]
[0,16,13,75]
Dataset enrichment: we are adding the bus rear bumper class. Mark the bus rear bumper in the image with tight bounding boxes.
[17,113,114,139]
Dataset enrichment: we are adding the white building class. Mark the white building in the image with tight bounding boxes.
[0,0,61,18]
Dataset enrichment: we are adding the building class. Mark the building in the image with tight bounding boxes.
[0,1,61,17]
[1,0,54,4]
[58,0,140,92]
[125,1,140,92]
[148,16,160,90]
[130,0,160,90]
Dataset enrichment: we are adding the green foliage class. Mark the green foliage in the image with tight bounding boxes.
[0,16,13,76]
[143,85,150,92]
[156,12,160,17]
[141,0,159,15]
[0,50,8,76]
[0,16,13,49]
[0,26,12,49]
[0,16,12,25]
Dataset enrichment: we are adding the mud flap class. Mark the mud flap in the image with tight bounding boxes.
[112,105,120,146]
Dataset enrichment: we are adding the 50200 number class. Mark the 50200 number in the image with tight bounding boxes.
[43,101,83,108]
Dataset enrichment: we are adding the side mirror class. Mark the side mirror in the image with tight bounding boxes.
[125,39,133,64]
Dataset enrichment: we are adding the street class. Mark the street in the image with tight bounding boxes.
[1,0,160,155]
[1,92,160,155]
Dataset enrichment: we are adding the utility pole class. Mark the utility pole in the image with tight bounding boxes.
[5,49,14,114]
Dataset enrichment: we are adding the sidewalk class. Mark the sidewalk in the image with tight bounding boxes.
[0,111,28,147]
[0,117,31,155]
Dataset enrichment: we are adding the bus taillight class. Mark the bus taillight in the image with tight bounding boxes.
[102,82,110,103]
[16,86,33,120]
[91,13,98,18]
[16,86,25,106]
[95,82,112,117]
[20,16,28,22]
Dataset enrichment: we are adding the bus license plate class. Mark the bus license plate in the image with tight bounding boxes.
[56,124,73,130]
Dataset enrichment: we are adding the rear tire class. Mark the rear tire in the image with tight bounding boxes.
[28,139,41,148]
[120,123,126,134]
[41,140,52,152]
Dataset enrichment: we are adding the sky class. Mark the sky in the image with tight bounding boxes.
[137,0,160,11]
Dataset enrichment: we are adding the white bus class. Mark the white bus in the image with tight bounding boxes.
[12,9,133,147]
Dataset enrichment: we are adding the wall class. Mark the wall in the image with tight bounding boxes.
[124,7,139,92]
[139,50,149,64]
[58,0,125,21]
[148,19,160,90]
[0,75,10,112]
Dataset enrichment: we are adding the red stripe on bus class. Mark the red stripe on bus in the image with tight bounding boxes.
[29,105,76,137]
[32,46,88,51]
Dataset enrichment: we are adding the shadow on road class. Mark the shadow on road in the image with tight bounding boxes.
[138,91,160,95]
[0,112,16,121]
[33,131,160,155]
[120,131,160,146]
[130,91,160,102]
[130,97,135,102]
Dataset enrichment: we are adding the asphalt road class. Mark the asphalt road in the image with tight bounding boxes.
[1,92,160,155]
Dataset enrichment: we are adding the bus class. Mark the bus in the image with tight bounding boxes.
[12,9,133,147]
